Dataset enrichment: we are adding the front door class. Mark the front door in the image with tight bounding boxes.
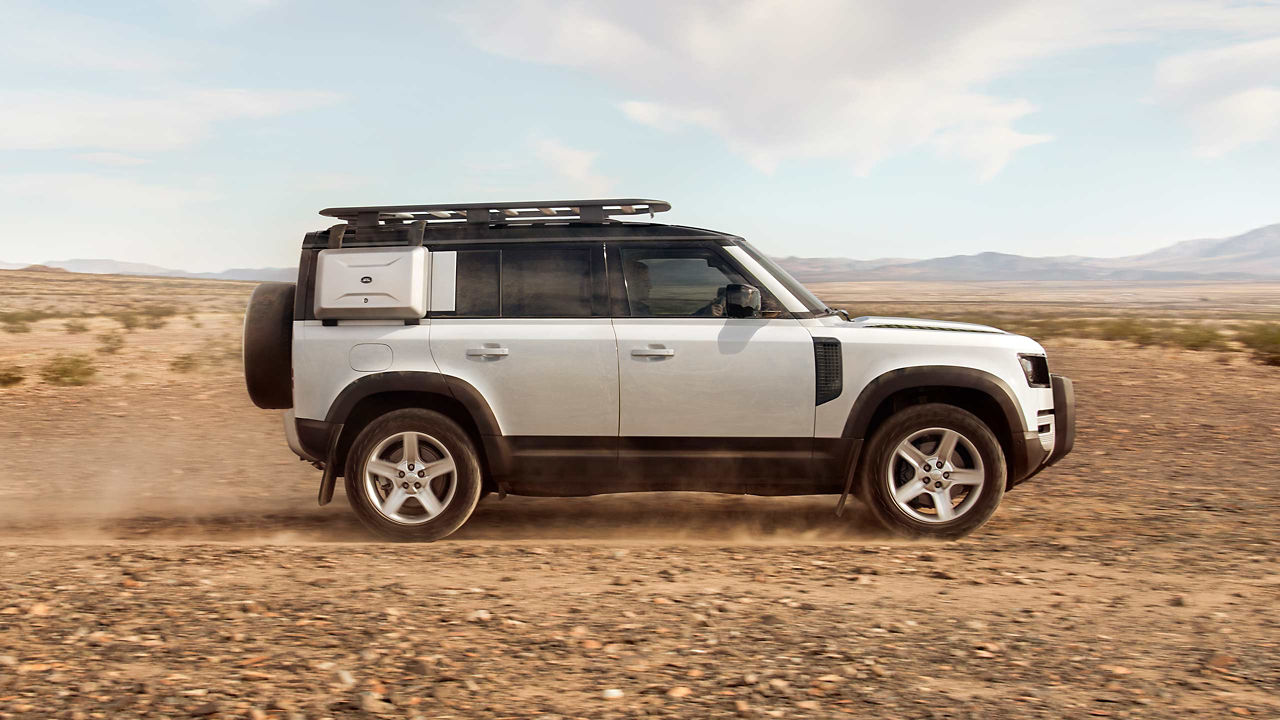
[610,243,816,490]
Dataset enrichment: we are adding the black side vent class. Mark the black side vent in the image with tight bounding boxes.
[813,337,843,405]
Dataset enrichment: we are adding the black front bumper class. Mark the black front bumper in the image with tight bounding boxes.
[1044,374,1076,467]
[1010,374,1075,486]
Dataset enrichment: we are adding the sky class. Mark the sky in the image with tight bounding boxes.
[1,0,1279,271]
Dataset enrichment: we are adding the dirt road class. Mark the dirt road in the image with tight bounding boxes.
[1,275,1278,717]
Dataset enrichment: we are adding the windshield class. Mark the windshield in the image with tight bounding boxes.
[734,240,831,314]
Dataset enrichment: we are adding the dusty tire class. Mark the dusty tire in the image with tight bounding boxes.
[242,282,295,409]
[859,403,1006,539]
[344,409,482,542]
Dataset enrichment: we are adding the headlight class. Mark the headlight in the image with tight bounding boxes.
[1018,354,1050,388]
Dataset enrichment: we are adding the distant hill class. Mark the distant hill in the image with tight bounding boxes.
[778,222,1280,282]
[4,259,298,283]
[3,222,1278,283]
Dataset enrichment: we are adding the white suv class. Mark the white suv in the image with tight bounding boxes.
[243,199,1074,541]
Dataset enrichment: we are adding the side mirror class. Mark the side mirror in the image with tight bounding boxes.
[725,283,761,318]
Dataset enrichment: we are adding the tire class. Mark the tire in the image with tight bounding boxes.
[344,409,482,542]
[242,282,295,409]
[859,403,1006,539]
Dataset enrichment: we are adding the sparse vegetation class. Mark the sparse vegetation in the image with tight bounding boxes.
[1095,318,1158,346]
[0,365,23,387]
[97,332,126,355]
[113,312,141,331]
[169,353,200,372]
[111,305,180,331]
[1169,323,1226,351]
[39,354,97,386]
[1238,323,1280,366]
[140,305,178,329]
[64,319,89,334]
[830,304,1274,363]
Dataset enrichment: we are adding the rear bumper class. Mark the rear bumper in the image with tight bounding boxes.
[284,411,339,464]
[1010,374,1075,486]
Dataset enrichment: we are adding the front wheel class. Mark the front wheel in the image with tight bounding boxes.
[859,403,1006,539]
[344,409,482,541]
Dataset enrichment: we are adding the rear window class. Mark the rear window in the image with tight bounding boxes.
[434,245,593,318]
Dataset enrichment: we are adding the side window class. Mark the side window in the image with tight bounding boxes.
[619,247,785,318]
[501,246,593,318]
[451,250,500,317]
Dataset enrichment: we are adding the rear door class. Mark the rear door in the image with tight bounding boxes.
[429,243,618,481]
[609,242,816,489]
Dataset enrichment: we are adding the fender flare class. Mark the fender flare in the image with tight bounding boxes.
[324,370,502,437]
[842,365,1026,440]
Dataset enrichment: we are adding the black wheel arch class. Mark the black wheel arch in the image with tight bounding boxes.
[844,366,1036,484]
[325,371,510,483]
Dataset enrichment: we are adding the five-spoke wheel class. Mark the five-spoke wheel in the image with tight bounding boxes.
[363,431,458,525]
[344,409,482,542]
[860,404,1006,539]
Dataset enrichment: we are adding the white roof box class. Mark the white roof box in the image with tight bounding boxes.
[314,246,429,320]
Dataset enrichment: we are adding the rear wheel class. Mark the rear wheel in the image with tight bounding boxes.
[859,403,1006,539]
[344,409,482,541]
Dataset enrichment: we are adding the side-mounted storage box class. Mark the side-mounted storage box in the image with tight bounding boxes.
[314,246,429,319]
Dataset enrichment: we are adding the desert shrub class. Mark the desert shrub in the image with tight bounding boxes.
[64,319,89,334]
[169,353,200,372]
[1095,318,1157,346]
[113,312,141,331]
[2,320,31,333]
[40,354,97,386]
[0,365,23,387]
[97,332,125,355]
[135,305,179,330]
[1170,323,1226,351]
[1238,324,1280,366]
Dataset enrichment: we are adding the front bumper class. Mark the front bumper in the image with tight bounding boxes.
[1010,374,1075,486]
[1043,374,1076,468]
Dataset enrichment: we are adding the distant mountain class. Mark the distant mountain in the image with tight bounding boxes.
[19,259,297,283]
[1107,223,1280,275]
[778,223,1280,282]
[3,222,1278,283]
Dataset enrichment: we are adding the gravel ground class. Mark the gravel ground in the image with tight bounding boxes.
[2,340,1278,719]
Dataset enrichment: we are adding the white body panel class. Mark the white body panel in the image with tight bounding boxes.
[805,315,1052,438]
[293,320,437,421]
[614,318,815,437]
[430,319,619,436]
[314,246,429,319]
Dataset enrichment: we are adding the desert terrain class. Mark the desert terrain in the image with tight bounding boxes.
[1,269,1278,719]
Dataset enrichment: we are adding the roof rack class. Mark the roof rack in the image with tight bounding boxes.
[318,199,671,247]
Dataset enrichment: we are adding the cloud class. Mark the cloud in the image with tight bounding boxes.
[453,0,1280,177]
[533,138,614,195]
[0,0,179,74]
[1154,36,1280,156]
[0,89,341,153]
[78,152,150,167]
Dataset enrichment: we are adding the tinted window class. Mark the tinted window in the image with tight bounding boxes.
[501,247,593,317]
[450,250,500,317]
[435,246,594,318]
[620,248,745,317]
